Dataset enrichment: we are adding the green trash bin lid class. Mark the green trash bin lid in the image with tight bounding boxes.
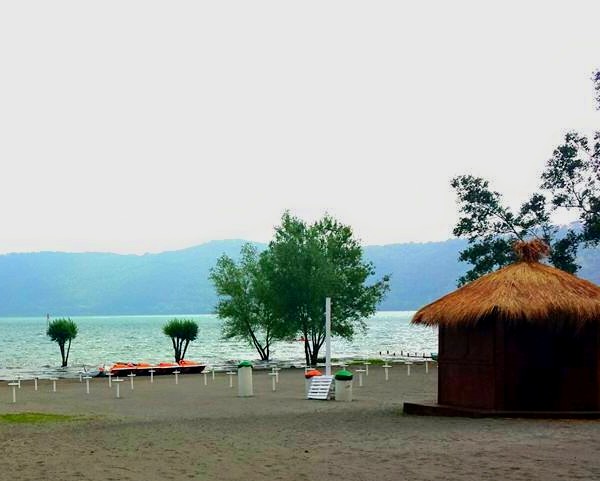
[237,360,253,368]
[334,369,353,381]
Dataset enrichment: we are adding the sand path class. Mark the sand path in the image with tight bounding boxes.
[1,365,599,481]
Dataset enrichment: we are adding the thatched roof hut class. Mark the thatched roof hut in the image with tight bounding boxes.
[413,239,600,328]
[406,240,600,416]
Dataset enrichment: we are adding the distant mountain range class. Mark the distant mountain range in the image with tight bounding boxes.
[0,239,598,316]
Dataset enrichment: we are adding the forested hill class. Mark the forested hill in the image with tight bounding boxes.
[0,239,598,316]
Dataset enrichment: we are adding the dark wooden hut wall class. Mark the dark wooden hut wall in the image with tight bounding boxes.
[438,320,600,411]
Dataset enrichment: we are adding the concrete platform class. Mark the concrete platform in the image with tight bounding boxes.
[403,401,600,419]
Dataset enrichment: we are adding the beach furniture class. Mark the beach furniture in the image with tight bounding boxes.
[306,375,334,400]
[271,366,282,383]
[226,371,236,388]
[113,378,124,398]
[83,375,92,394]
[355,369,366,387]
[268,372,277,391]
[8,382,18,403]
[304,369,322,397]
[382,364,392,381]
[128,373,136,390]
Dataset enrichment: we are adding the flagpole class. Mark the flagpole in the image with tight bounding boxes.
[325,298,331,376]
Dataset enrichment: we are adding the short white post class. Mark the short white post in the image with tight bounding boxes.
[34,377,38,391]
[364,362,371,376]
[211,369,215,381]
[16,376,22,389]
[272,367,281,383]
[269,372,277,391]
[79,372,83,383]
[355,369,366,387]
[50,378,58,392]
[203,372,208,386]
[405,361,413,376]
[83,376,92,394]
[8,382,18,403]
[226,371,236,388]
[173,370,180,385]
[425,360,429,374]
[107,372,113,388]
[382,364,392,381]
[149,369,155,384]
[113,378,124,398]
[128,373,136,390]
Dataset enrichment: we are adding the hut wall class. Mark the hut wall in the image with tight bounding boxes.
[502,323,599,411]
[438,322,496,409]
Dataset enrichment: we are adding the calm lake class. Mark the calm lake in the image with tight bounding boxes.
[0,311,437,379]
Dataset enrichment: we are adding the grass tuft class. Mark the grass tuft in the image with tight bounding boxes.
[0,412,79,424]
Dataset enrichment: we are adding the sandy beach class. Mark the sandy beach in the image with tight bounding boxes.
[1,364,599,481]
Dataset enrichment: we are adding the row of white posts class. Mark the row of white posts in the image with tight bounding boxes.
[6,358,434,403]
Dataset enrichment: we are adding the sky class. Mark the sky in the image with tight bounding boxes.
[1,1,599,255]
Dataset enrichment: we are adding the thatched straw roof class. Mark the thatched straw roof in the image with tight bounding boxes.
[412,240,600,327]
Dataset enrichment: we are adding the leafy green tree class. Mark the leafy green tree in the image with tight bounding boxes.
[162,318,199,362]
[210,243,277,361]
[46,318,78,367]
[263,212,390,366]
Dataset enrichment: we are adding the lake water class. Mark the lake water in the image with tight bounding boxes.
[0,311,437,379]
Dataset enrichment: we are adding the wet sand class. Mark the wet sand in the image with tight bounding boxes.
[1,364,599,481]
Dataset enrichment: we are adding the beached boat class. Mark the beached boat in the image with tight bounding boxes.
[98,360,206,377]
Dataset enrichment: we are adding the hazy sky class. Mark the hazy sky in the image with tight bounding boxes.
[1,1,599,254]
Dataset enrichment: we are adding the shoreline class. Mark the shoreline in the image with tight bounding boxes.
[0,354,435,381]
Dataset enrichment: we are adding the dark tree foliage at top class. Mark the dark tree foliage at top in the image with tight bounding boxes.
[452,69,600,285]
[541,131,600,247]
[451,175,573,285]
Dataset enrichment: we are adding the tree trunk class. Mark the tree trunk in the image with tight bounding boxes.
[65,339,72,367]
[181,339,190,361]
[59,342,67,367]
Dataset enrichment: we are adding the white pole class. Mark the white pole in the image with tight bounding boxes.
[325,297,331,376]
